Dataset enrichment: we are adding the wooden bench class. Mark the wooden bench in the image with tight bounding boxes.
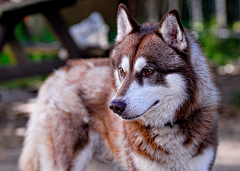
[0,0,87,80]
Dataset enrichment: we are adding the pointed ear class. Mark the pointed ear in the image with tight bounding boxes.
[116,4,140,42]
[157,10,187,51]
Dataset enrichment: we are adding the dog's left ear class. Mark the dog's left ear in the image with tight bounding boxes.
[116,4,140,42]
[157,10,187,52]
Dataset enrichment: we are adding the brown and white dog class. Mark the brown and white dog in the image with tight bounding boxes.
[19,4,219,171]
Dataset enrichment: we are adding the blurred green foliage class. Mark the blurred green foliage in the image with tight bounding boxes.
[198,19,240,65]
[15,21,56,43]
[28,53,58,62]
[109,24,117,43]
[109,18,240,66]
[1,16,240,89]
[0,22,57,88]
[0,22,58,67]
[0,51,13,66]
[0,75,48,90]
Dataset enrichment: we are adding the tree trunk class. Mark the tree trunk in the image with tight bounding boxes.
[188,0,203,31]
[215,0,228,28]
[145,0,159,22]
[168,0,180,13]
[239,0,240,20]
[160,0,168,18]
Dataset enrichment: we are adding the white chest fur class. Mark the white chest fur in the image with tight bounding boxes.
[129,126,215,171]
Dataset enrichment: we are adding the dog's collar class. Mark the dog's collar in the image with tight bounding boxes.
[164,118,185,128]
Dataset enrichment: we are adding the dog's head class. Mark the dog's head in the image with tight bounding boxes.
[109,4,196,126]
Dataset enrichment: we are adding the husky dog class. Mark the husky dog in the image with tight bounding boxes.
[19,4,219,171]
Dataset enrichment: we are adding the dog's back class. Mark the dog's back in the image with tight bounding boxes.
[19,58,115,171]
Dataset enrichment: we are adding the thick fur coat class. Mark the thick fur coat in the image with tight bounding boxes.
[19,4,219,171]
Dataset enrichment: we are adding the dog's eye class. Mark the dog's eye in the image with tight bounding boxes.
[118,67,125,77]
[119,67,124,73]
[142,69,154,76]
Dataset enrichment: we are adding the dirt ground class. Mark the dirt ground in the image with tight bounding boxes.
[0,74,239,171]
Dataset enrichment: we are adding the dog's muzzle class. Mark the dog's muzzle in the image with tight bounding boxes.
[109,100,126,115]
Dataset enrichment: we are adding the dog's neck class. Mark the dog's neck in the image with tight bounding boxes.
[125,117,185,130]
[164,118,185,128]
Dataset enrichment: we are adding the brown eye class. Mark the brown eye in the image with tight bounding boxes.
[119,67,125,74]
[143,69,154,75]
[118,67,126,78]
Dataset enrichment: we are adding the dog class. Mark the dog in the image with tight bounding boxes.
[19,4,219,171]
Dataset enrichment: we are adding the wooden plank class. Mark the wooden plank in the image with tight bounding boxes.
[0,60,66,81]
[43,11,88,58]
[0,0,77,23]
[8,34,30,64]
[0,22,16,54]
[0,0,81,81]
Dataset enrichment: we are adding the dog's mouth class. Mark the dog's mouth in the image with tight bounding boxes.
[151,100,160,107]
[121,100,160,120]
[121,114,142,120]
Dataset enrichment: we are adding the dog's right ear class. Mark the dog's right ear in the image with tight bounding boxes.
[116,4,140,42]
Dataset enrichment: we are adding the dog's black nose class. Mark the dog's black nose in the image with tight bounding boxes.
[109,100,126,115]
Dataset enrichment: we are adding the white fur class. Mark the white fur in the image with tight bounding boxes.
[188,35,219,110]
[134,57,146,72]
[129,118,214,171]
[117,73,187,127]
[18,111,39,171]
[131,134,215,171]
[141,73,188,127]
[36,71,89,171]
[114,122,131,171]
[86,62,94,68]
[71,131,97,171]
[38,136,55,171]
[190,147,215,171]
[121,56,130,72]
[19,64,111,171]
[19,6,219,171]
[111,49,117,57]
[131,152,162,171]
[116,9,132,42]
[160,14,187,51]
[114,56,129,89]
[19,78,55,171]
[114,70,122,89]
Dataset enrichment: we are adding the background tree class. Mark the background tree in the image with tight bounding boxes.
[145,0,159,22]
[215,0,228,28]
[188,0,203,31]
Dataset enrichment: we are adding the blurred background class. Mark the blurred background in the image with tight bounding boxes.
[0,0,239,170]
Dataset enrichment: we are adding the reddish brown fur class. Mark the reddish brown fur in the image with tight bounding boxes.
[19,5,218,171]
[124,121,169,163]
